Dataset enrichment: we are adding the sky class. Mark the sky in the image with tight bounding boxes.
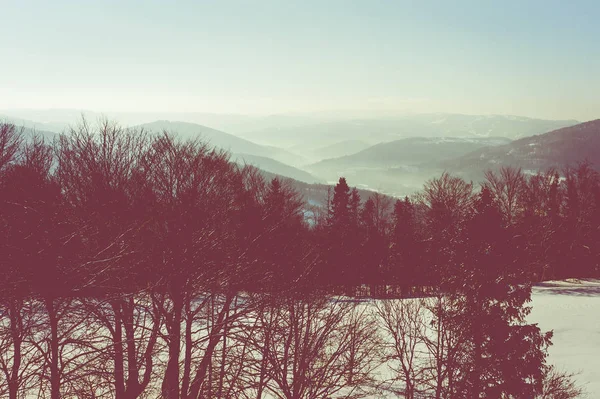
[1,0,599,121]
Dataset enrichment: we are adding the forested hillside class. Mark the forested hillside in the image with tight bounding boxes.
[441,119,600,179]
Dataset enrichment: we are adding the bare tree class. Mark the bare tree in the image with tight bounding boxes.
[420,295,464,399]
[55,117,160,399]
[537,366,585,399]
[376,299,427,399]
[0,123,23,172]
[0,299,41,399]
[484,167,525,225]
[251,296,381,399]
[375,295,465,399]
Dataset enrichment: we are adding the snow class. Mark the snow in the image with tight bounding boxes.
[249,282,600,398]
[529,279,600,397]
[361,280,600,397]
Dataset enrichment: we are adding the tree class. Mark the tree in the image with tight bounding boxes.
[323,177,361,293]
[537,366,584,399]
[359,196,389,297]
[250,295,380,399]
[0,129,35,399]
[56,118,160,399]
[0,134,93,399]
[376,299,427,398]
[349,188,361,228]
[561,163,599,277]
[447,186,552,398]
[518,170,564,281]
[259,177,308,292]
[328,177,351,229]
[0,123,23,172]
[484,167,525,226]
[389,197,422,292]
[420,173,474,287]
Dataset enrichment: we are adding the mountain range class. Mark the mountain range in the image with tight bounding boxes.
[136,120,306,167]
[236,114,578,149]
[309,137,511,170]
[3,110,597,199]
[232,153,323,184]
[440,119,600,179]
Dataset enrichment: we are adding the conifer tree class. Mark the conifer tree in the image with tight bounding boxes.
[261,177,307,291]
[390,197,421,291]
[349,188,361,228]
[448,186,551,398]
[329,177,351,229]
[324,177,360,293]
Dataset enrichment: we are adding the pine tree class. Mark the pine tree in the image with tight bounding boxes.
[329,177,351,230]
[390,197,421,292]
[324,177,361,294]
[349,188,361,228]
[448,186,551,398]
[360,198,387,296]
[261,178,307,291]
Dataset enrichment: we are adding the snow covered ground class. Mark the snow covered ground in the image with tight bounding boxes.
[529,279,600,398]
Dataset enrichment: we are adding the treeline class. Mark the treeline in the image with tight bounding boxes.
[0,120,591,398]
[319,164,600,295]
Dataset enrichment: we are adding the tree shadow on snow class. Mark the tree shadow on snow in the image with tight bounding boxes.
[535,279,600,297]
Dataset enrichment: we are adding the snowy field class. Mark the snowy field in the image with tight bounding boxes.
[529,279,600,398]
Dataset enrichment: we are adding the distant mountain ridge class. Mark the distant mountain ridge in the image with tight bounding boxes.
[136,120,306,167]
[309,136,512,171]
[288,140,372,163]
[238,114,578,148]
[1,113,71,133]
[302,136,513,197]
[233,153,323,184]
[440,119,600,176]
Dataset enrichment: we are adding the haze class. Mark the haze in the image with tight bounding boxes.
[2,0,599,121]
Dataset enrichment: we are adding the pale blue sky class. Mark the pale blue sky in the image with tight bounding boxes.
[1,0,598,120]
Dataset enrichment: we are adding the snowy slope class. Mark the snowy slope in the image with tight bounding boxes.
[529,279,600,397]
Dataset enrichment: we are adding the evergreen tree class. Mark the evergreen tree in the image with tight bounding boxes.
[360,198,376,237]
[448,186,551,398]
[261,177,307,291]
[324,177,361,293]
[349,188,361,228]
[562,163,599,277]
[389,197,421,291]
[328,177,351,229]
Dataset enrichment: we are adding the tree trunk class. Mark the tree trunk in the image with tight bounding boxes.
[111,301,126,399]
[45,297,60,399]
[122,296,144,399]
[181,300,194,397]
[8,300,22,399]
[162,292,183,399]
[187,295,232,399]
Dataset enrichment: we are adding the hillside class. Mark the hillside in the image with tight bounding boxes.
[0,112,71,133]
[440,119,600,177]
[233,153,323,184]
[301,137,510,197]
[253,166,393,209]
[309,137,510,171]
[0,122,58,144]
[137,120,306,166]
[1,116,60,141]
[313,140,370,158]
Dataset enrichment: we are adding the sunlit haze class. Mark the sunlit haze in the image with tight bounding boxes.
[2,0,599,120]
